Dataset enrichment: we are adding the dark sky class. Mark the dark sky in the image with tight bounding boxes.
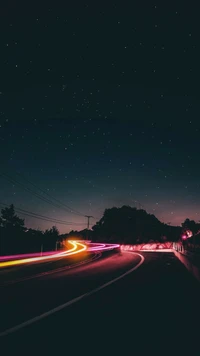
[0,2,200,233]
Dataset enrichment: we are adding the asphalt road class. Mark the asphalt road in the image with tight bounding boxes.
[0,249,96,285]
[1,251,200,355]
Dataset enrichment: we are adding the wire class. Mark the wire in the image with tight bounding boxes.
[0,203,85,226]
[0,172,84,217]
[15,170,86,217]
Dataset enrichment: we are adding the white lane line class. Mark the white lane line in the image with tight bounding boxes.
[0,252,144,337]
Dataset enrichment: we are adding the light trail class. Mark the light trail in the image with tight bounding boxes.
[0,251,61,262]
[71,241,120,252]
[0,252,144,337]
[0,242,120,269]
[0,241,86,268]
[0,253,102,287]
[87,242,120,251]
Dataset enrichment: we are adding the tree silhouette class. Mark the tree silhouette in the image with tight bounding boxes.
[92,205,180,243]
[181,218,200,235]
[0,204,25,231]
[24,228,44,253]
[0,204,25,254]
[0,205,61,254]
[43,225,59,251]
[0,202,183,255]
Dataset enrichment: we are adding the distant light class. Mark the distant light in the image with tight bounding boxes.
[186,230,193,238]
[182,234,187,240]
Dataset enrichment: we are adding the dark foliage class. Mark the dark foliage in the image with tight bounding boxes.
[0,204,60,255]
[2,204,199,254]
[91,205,181,243]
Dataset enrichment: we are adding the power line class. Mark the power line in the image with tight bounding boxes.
[0,171,100,230]
[0,202,84,225]
[0,172,84,217]
[0,203,85,226]
[15,207,84,225]
[15,170,85,217]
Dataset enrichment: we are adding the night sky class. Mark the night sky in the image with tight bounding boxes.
[0,3,200,233]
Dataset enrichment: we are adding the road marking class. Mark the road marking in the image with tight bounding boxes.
[0,252,144,337]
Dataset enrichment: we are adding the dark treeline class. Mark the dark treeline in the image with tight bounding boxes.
[92,206,181,243]
[181,218,200,236]
[64,206,192,244]
[1,204,199,255]
[181,218,200,252]
[0,204,61,255]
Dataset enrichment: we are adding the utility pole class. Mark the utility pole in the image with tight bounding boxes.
[85,215,94,240]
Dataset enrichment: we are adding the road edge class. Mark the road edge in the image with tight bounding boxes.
[0,252,144,337]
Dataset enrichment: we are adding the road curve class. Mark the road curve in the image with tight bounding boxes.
[0,250,143,335]
[0,240,87,268]
[0,241,120,285]
[1,251,200,355]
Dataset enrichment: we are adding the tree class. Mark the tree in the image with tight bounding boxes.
[92,205,181,243]
[181,218,199,235]
[0,204,25,231]
[92,205,166,243]
[0,204,25,254]
[24,228,44,253]
[43,225,59,251]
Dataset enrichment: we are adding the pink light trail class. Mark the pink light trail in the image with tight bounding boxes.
[0,242,120,266]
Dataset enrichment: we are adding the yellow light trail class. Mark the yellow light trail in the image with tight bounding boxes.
[0,241,87,269]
